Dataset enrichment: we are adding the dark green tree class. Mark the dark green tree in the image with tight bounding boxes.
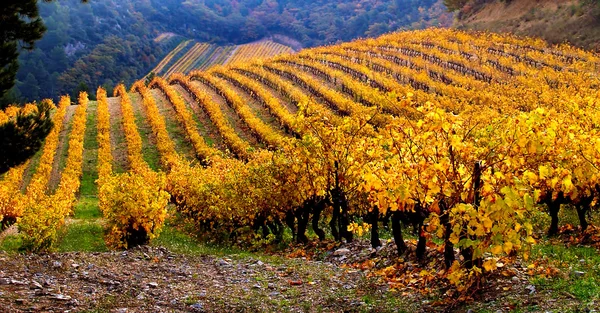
[0,0,86,173]
[1,0,87,99]
[0,100,53,174]
[0,1,46,99]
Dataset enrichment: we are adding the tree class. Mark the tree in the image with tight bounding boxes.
[0,1,46,99]
[21,73,40,100]
[0,0,87,99]
[0,0,85,174]
[443,0,469,12]
[0,100,53,174]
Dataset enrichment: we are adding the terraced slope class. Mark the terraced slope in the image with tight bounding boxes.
[149,40,294,78]
[1,29,600,275]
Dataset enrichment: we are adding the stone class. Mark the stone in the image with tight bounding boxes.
[31,281,43,289]
[148,282,159,288]
[333,248,351,256]
[190,302,205,312]
[51,294,71,301]
[574,271,586,277]
[525,285,536,295]
[218,259,230,266]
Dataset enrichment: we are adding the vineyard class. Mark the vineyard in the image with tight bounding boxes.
[2,28,600,308]
[148,39,294,78]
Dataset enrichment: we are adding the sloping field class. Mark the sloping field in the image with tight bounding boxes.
[149,40,295,78]
[2,28,600,311]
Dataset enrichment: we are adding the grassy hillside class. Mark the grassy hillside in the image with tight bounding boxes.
[2,28,600,311]
[454,0,600,51]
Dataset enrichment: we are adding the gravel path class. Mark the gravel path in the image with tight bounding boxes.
[0,246,392,313]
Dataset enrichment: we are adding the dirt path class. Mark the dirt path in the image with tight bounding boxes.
[150,89,196,162]
[241,73,300,115]
[216,75,290,139]
[172,84,227,153]
[129,92,161,171]
[0,246,387,313]
[48,105,77,193]
[107,96,129,173]
[80,100,98,196]
[245,66,336,117]
[190,80,260,148]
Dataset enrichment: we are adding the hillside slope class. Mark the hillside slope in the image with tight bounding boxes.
[5,0,452,106]
[148,39,294,78]
[454,0,600,51]
[2,28,600,311]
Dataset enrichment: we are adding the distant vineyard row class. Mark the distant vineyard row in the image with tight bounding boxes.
[148,38,294,78]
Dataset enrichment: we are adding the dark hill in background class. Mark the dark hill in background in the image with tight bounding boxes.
[4,0,452,106]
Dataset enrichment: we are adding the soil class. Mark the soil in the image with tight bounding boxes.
[150,89,197,161]
[456,0,600,51]
[171,85,227,153]
[0,246,384,313]
[48,105,77,192]
[189,80,260,147]
[0,237,593,312]
[106,96,129,173]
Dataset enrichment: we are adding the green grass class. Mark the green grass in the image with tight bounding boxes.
[154,92,196,160]
[173,88,216,147]
[152,223,248,257]
[18,144,44,192]
[531,242,600,302]
[74,197,101,219]
[151,214,290,265]
[130,93,161,171]
[80,100,99,196]
[56,221,107,252]
[109,109,127,174]
[0,234,23,253]
[51,107,74,193]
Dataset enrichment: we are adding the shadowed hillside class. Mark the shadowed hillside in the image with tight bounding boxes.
[453,0,600,51]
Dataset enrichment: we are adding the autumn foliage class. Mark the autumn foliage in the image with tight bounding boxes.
[2,29,600,293]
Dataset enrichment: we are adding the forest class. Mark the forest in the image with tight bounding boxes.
[2,0,451,107]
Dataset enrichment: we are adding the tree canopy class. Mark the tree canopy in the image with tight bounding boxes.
[0,100,53,174]
[0,0,87,101]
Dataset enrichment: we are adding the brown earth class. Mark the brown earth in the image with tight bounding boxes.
[48,105,77,192]
[171,84,228,153]
[455,0,600,51]
[107,96,129,173]
[0,246,385,313]
[190,80,261,148]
